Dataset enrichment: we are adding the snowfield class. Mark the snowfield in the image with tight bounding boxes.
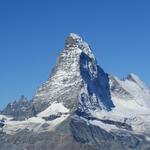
[2,102,70,135]
[37,102,69,117]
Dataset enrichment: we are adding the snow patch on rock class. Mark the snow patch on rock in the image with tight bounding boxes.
[37,102,69,117]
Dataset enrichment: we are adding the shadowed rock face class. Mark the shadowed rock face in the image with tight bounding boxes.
[0,122,4,128]
[78,52,114,114]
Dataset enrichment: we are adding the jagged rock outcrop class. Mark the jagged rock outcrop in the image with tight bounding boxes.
[0,121,4,128]
[1,96,36,120]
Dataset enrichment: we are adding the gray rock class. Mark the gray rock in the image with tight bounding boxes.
[70,116,149,150]
[1,96,36,120]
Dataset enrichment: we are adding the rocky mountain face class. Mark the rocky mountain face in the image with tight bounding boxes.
[1,96,36,121]
[1,33,150,150]
[32,33,114,114]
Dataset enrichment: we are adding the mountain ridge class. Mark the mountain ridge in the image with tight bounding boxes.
[1,33,150,150]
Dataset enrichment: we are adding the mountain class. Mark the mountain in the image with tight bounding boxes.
[32,33,114,114]
[1,95,36,121]
[110,74,150,115]
[0,33,150,150]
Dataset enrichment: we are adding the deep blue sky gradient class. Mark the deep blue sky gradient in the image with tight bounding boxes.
[0,0,150,108]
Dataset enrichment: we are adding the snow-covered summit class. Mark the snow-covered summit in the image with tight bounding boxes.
[126,73,150,91]
[109,73,150,117]
[65,33,95,61]
[126,73,140,82]
[65,33,82,46]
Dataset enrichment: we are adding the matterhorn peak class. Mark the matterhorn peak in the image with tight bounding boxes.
[64,33,95,61]
[33,33,114,113]
[65,33,82,47]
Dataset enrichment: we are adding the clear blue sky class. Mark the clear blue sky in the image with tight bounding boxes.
[0,0,150,109]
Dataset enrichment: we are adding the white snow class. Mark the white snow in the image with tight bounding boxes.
[42,115,69,132]
[28,117,45,123]
[37,102,69,117]
[89,120,119,132]
[68,33,82,40]
[2,103,70,135]
[3,114,69,135]
[88,74,150,133]
[109,75,150,113]
[0,115,7,120]
[78,116,119,132]
[0,114,12,121]
[127,73,149,91]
